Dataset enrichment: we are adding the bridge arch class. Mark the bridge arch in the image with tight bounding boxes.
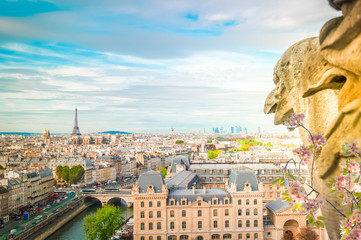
[84,195,102,205]
[107,197,128,206]
[81,193,134,207]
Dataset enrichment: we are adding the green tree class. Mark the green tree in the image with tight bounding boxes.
[69,165,85,183]
[207,139,212,143]
[56,165,63,179]
[83,204,124,240]
[175,140,184,144]
[208,150,221,159]
[0,164,4,170]
[61,166,70,182]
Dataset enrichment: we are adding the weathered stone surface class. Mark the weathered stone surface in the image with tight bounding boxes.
[265,1,361,238]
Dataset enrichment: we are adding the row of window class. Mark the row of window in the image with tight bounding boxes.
[167,199,259,206]
[139,233,259,240]
[140,201,162,208]
[164,208,259,218]
[140,222,162,230]
[140,211,161,218]
[140,237,161,240]
[238,199,258,205]
[238,208,258,216]
[163,219,259,230]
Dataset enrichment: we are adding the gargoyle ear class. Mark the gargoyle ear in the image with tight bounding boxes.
[302,68,347,98]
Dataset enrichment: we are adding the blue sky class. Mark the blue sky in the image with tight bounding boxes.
[0,0,340,134]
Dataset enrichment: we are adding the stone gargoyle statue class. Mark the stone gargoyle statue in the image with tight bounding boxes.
[264,0,361,239]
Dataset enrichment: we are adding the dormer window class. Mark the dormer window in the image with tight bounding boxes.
[170,199,175,205]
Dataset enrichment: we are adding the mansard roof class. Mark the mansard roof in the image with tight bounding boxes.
[168,188,230,204]
[228,168,258,191]
[266,198,292,213]
[166,170,199,190]
[170,155,190,172]
[137,170,165,193]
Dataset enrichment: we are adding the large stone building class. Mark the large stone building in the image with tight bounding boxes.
[0,186,9,222]
[0,166,54,215]
[132,162,328,240]
[133,169,264,240]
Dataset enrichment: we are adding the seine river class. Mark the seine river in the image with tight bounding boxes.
[46,202,133,240]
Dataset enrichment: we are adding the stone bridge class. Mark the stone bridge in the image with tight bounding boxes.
[82,189,134,207]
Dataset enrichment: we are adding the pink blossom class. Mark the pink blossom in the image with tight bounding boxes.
[340,160,347,171]
[309,133,327,147]
[344,141,361,157]
[345,228,361,240]
[341,210,361,239]
[288,182,307,203]
[333,176,350,191]
[284,113,305,131]
[348,160,360,175]
[293,145,313,165]
[300,199,324,214]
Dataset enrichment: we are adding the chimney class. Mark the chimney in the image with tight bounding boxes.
[203,186,206,194]
[192,185,195,194]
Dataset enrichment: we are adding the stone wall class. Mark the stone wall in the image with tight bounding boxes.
[15,197,98,240]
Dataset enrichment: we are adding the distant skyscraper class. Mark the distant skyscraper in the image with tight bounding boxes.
[71,108,81,136]
[231,126,234,133]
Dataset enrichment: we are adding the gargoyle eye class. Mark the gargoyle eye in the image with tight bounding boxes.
[330,75,346,85]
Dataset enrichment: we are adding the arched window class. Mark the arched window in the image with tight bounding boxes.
[180,235,189,240]
[168,236,177,240]
[149,237,153,240]
[223,234,232,239]
[211,234,220,239]
[196,237,203,240]
[238,220,242,228]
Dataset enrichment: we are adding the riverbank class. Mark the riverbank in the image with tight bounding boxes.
[15,197,98,240]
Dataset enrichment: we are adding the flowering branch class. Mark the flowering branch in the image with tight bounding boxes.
[273,113,361,239]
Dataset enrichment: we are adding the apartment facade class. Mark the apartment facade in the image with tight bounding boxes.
[132,169,264,240]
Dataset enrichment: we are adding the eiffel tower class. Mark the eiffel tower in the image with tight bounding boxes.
[71,108,81,135]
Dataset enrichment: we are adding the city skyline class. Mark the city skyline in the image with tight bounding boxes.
[0,0,340,133]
